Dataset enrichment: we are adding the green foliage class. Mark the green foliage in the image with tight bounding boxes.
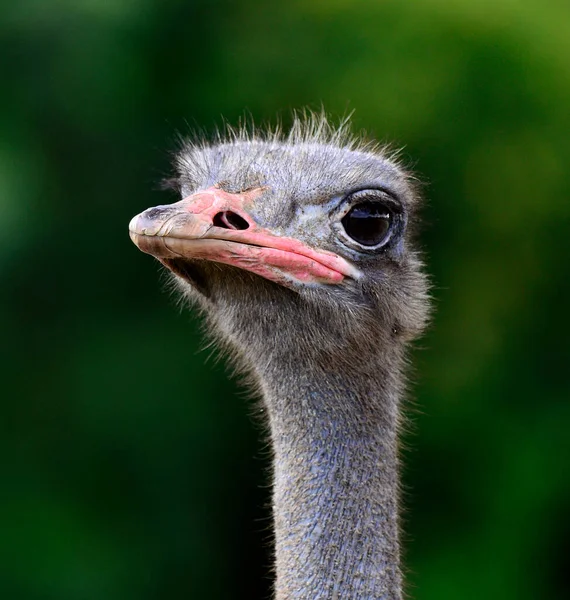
[1,0,568,598]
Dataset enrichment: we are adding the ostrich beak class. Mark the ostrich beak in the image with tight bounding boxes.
[129,186,361,287]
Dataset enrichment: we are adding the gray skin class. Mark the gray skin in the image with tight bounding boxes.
[130,117,430,600]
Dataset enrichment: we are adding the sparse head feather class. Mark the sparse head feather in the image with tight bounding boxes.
[171,111,412,197]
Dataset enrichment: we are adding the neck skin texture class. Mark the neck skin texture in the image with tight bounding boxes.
[259,356,404,600]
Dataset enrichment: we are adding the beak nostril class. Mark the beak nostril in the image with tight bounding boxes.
[213,211,250,231]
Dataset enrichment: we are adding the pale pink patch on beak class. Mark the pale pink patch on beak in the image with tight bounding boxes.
[129,186,361,287]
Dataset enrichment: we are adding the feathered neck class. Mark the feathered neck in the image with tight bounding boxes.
[259,349,405,600]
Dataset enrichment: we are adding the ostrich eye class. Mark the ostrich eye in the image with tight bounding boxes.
[341,202,392,247]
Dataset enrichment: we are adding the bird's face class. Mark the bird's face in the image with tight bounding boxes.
[130,138,428,358]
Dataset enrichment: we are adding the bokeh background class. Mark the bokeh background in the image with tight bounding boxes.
[1,0,569,598]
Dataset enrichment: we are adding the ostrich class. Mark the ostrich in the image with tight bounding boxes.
[129,114,430,600]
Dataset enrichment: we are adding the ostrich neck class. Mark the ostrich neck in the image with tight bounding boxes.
[260,357,404,600]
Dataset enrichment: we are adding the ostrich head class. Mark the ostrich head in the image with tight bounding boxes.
[130,116,429,384]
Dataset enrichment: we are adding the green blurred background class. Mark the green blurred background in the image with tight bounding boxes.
[1,0,569,598]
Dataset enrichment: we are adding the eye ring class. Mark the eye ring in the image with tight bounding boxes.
[333,189,400,251]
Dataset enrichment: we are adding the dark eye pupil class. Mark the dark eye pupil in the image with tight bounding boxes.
[341,202,392,246]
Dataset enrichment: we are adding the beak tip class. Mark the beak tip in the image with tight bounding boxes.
[129,214,141,234]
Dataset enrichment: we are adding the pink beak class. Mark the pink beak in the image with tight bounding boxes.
[129,186,360,287]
